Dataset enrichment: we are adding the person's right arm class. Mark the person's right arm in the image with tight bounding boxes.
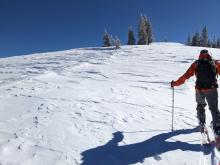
[171,62,196,87]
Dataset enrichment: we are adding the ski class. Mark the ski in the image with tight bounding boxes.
[210,122,220,150]
[208,122,220,165]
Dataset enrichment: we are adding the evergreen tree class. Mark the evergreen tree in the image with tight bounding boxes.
[103,30,111,47]
[137,14,148,45]
[187,26,220,48]
[137,14,154,45]
[212,36,217,48]
[127,27,136,45]
[217,38,220,48]
[109,35,115,46]
[186,33,191,46]
[115,36,121,49]
[201,26,208,47]
[146,18,153,44]
[191,32,201,46]
[207,40,212,47]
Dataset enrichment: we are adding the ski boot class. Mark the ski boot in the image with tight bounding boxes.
[199,123,211,145]
[199,123,206,133]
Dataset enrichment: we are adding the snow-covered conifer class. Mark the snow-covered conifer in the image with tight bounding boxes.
[191,32,201,46]
[103,30,111,47]
[146,18,153,44]
[212,36,217,48]
[127,27,136,45]
[201,26,208,47]
[217,38,220,48]
[186,34,191,46]
[115,36,121,49]
[137,14,148,45]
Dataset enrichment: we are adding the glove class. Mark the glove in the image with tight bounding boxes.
[171,80,175,87]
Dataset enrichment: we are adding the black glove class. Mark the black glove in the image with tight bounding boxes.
[171,80,174,87]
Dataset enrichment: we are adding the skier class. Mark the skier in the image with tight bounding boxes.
[171,49,220,136]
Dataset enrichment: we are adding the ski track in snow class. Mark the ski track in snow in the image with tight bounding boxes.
[0,43,220,164]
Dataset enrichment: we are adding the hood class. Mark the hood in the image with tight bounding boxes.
[199,53,212,60]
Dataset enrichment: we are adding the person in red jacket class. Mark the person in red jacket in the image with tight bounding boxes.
[171,49,220,135]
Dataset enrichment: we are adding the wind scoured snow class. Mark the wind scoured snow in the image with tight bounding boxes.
[0,43,220,165]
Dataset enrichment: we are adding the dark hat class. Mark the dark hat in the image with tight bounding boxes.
[200,49,208,54]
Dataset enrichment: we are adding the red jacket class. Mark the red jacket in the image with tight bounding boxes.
[172,53,220,92]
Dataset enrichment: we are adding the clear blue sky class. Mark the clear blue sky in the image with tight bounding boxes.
[0,0,219,57]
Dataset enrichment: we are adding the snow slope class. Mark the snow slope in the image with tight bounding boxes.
[0,43,220,165]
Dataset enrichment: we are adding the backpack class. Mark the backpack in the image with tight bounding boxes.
[195,58,218,89]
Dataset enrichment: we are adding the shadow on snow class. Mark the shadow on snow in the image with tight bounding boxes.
[81,128,210,165]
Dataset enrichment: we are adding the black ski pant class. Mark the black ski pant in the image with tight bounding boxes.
[196,88,220,127]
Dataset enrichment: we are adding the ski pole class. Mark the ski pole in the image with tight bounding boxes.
[172,86,175,131]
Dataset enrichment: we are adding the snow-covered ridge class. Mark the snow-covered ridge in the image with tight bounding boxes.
[150,42,184,46]
[0,43,220,165]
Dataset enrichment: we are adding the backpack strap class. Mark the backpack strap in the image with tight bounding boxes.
[214,60,218,78]
[209,58,218,78]
[194,60,198,76]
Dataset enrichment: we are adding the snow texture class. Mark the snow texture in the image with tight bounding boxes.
[0,43,220,165]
